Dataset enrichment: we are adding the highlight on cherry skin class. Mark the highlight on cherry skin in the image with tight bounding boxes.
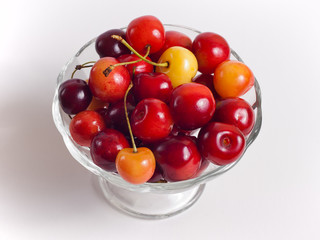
[57,15,257,185]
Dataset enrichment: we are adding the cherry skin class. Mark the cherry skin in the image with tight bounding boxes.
[212,98,255,136]
[58,78,92,115]
[89,57,130,103]
[69,110,105,147]
[86,96,109,111]
[95,29,131,58]
[131,98,173,143]
[90,129,130,172]
[152,135,201,182]
[117,54,153,78]
[150,30,192,62]
[192,32,230,74]
[213,60,255,98]
[192,73,222,101]
[133,72,173,103]
[156,46,198,88]
[126,15,165,54]
[147,164,165,183]
[198,122,245,166]
[106,93,136,135]
[116,147,156,184]
[170,82,215,130]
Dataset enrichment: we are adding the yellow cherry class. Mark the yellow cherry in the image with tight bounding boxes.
[156,46,198,88]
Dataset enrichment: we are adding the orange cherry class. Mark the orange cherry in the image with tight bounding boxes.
[116,147,156,184]
[213,60,254,98]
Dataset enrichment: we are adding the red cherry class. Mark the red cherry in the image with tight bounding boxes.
[69,110,105,147]
[89,57,130,103]
[133,72,173,103]
[170,82,215,130]
[117,54,153,78]
[90,129,130,172]
[131,98,173,143]
[212,98,255,136]
[198,122,245,166]
[152,136,201,182]
[126,15,165,54]
[192,32,230,74]
[150,30,192,62]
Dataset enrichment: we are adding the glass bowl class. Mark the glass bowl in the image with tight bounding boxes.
[52,24,262,219]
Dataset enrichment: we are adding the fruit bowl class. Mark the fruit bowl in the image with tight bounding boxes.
[52,24,262,219]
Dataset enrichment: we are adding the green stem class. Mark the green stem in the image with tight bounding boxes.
[111,35,169,68]
[103,45,151,77]
[124,82,137,153]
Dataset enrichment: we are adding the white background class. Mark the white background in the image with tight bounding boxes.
[1,0,320,239]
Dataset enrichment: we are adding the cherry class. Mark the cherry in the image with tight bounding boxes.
[117,54,153,78]
[192,73,222,101]
[58,79,92,115]
[152,135,201,182]
[155,46,198,88]
[90,129,130,172]
[69,110,105,147]
[95,29,130,58]
[170,82,215,130]
[126,15,165,54]
[212,98,255,136]
[133,72,173,103]
[106,93,136,134]
[192,32,230,74]
[116,147,156,184]
[131,98,173,143]
[198,122,245,166]
[115,82,156,184]
[150,30,192,62]
[111,37,197,89]
[89,57,130,103]
[213,60,255,98]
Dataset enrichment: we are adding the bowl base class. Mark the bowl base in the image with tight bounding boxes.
[98,177,205,220]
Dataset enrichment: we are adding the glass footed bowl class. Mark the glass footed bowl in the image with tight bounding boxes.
[52,24,262,219]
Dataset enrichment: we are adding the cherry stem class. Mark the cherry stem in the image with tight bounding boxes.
[124,82,137,153]
[103,46,151,77]
[71,61,96,78]
[111,35,169,68]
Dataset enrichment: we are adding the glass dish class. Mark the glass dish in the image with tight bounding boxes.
[52,24,262,219]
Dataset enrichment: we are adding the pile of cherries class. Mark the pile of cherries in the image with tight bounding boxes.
[58,15,255,185]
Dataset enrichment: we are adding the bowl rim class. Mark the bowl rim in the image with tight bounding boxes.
[52,24,262,193]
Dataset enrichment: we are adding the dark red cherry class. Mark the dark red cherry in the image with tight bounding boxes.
[90,129,130,172]
[58,79,92,115]
[152,136,201,182]
[95,29,131,58]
